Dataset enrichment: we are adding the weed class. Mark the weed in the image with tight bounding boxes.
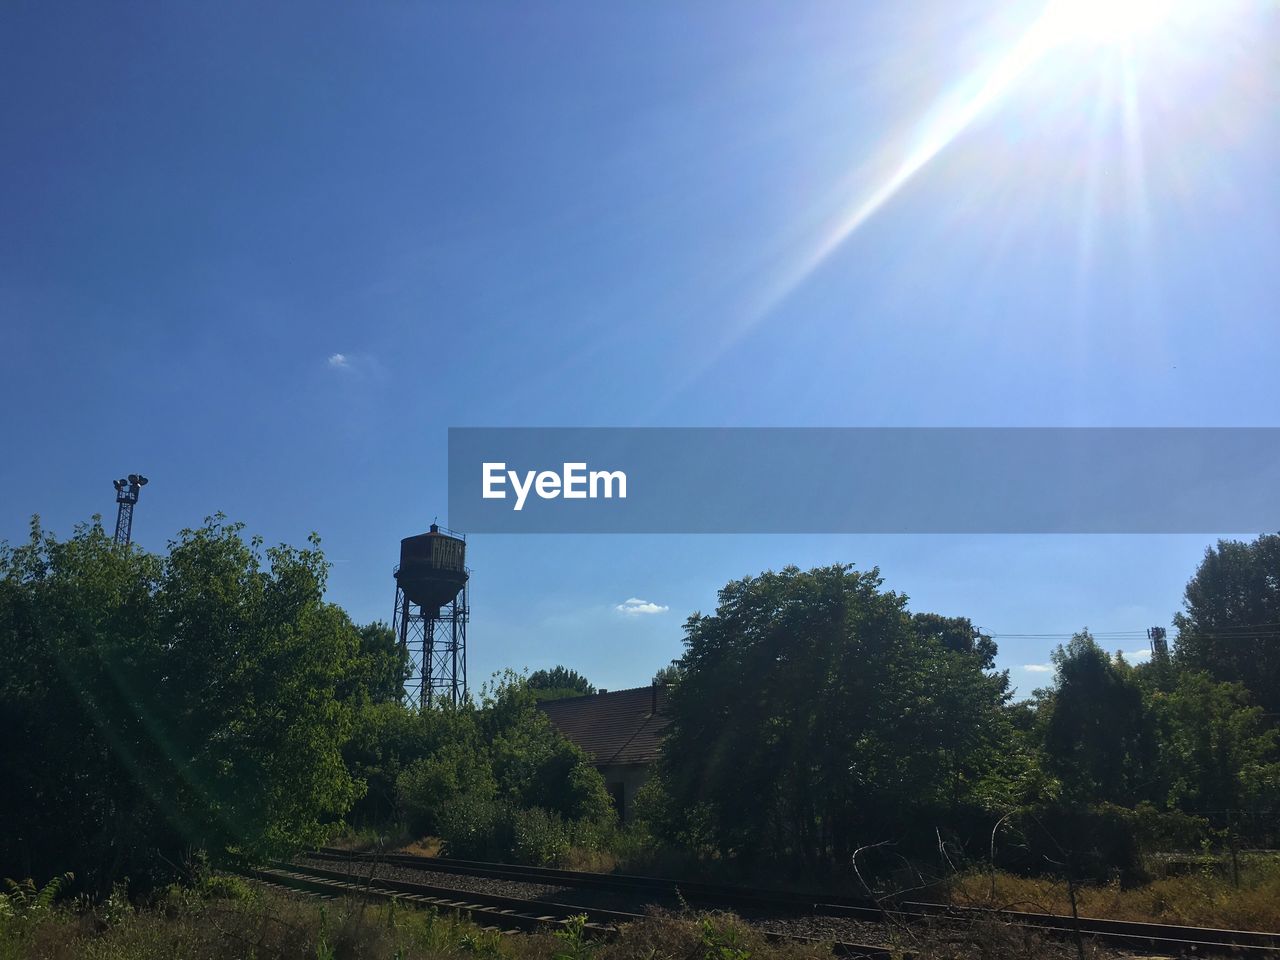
[553,914,598,960]
[699,916,751,960]
[1,874,73,922]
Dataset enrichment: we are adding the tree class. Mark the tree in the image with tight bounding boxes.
[1038,631,1155,806]
[1173,534,1280,714]
[655,564,1012,866]
[1145,671,1280,815]
[394,707,497,836]
[652,662,683,686]
[342,670,616,846]
[339,621,407,704]
[0,516,360,893]
[481,674,613,823]
[911,612,998,667]
[526,665,595,702]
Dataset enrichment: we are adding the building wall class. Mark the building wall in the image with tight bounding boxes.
[596,762,651,823]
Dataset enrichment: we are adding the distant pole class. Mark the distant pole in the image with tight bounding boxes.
[112,474,149,545]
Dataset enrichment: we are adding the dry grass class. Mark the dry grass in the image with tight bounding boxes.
[395,836,445,858]
[948,858,1280,931]
[11,861,1278,960]
[327,823,419,854]
[561,846,621,873]
[1,885,524,960]
[0,883,844,960]
[907,915,1111,960]
[387,834,614,870]
[605,909,830,960]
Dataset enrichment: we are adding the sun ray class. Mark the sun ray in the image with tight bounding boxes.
[736,13,1058,340]
[648,0,1258,419]
[720,0,1220,351]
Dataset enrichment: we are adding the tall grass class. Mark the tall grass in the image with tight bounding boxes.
[0,881,850,960]
[949,856,1280,930]
[1,883,529,960]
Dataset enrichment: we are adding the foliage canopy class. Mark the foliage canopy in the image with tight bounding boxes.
[652,564,1015,864]
[0,517,362,892]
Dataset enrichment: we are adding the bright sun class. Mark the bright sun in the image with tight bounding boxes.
[730,0,1250,339]
[1042,0,1174,45]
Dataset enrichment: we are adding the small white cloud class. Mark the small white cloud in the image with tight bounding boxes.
[615,597,669,616]
[1022,663,1053,673]
[1125,649,1153,661]
[327,353,349,368]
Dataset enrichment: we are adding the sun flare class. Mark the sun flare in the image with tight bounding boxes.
[1041,0,1174,45]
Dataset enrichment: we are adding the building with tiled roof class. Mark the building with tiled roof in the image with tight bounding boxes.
[538,683,669,821]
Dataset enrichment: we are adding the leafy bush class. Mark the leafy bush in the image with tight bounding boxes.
[197,874,256,902]
[438,798,602,867]
[656,565,1013,866]
[437,797,512,861]
[0,874,72,922]
[353,671,614,854]
[512,807,571,866]
[483,677,616,826]
[396,741,497,837]
[998,803,1145,884]
[0,517,361,895]
[1133,802,1211,852]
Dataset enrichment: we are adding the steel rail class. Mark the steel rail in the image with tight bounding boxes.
[313,848,1280,957]
[263,861,895,959]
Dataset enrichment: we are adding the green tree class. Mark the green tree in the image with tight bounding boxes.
[395,707,497,835]
[1173,534,1280,714]
[339,621,407,704]
[656,564,1012,866]
[1038,631,1155,806]
[344,700,491,828]
[0,516,360,893]
[482,675,614,824]
[526,665,596,701]
[1146,671,1280,814]
[911,612,998,666]
[652,662,683,686]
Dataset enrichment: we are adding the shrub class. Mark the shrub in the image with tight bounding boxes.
[512,808,571,867]
[0,518,361,895]
[396,742,497,837]
[0,874,73,923]
[437,797,513,861]
[197,874,256,902]
[1133,802,1211,853]
[997,803,1145,884]
[438,798,609,867]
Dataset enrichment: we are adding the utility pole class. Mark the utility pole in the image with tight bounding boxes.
[112,474,149,545]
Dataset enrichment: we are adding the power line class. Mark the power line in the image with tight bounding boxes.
[988,625,1280,642]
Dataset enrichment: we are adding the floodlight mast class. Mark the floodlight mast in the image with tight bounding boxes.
[113,474,149,545]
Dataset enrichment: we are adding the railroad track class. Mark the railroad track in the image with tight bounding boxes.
[312,847,1280,957]
[259,861,895,958]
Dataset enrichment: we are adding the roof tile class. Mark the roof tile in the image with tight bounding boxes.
[538,684,670,765]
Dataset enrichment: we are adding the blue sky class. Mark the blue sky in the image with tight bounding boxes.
[3,0,1276,696]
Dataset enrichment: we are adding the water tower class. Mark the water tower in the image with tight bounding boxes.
[393,523,469,708]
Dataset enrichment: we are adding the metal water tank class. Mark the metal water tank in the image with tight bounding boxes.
[395,523,468,613]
